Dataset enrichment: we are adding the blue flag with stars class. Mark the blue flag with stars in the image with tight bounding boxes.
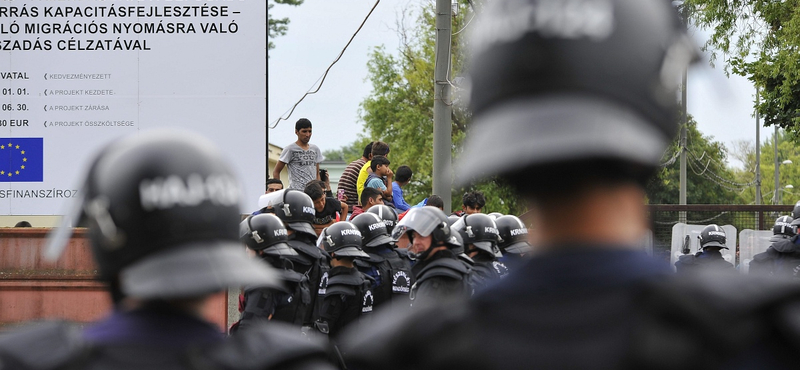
[0,138,43,182]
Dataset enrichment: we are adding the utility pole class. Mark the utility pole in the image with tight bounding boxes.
[432,0,453,212]
[678,4,687,223]
[774,125,779,204]
[755,88,761,205]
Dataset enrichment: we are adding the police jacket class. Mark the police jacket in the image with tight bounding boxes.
[750,237,800,278]
[287,234,331,326]
[0,304,336,370]
[469,252,509,292]
[410,248,471,305]
[355,245,414,310]
[315,266,373,337]
[674,249,734,273]
[341,246,800,370]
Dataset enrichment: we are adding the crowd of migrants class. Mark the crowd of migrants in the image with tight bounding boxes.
[7,0,800,368]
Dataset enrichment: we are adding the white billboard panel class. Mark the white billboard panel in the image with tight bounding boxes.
[0,0,266,215]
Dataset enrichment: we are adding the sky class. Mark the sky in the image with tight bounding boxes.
[267,0,760,168]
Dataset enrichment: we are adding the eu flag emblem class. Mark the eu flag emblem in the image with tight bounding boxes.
[0,138,43,182]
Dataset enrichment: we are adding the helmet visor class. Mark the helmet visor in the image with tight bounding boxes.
[391,208,446,241]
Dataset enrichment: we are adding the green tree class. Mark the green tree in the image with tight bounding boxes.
[732,129,800,205]
[323,137,372,163]
[647,115,742,204]
[684,0,800,132]
[358,2,523,214]
[268,0,304,51]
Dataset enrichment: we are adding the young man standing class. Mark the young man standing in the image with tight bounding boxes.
[392,166,413,211]
[273,118,325,190]
[338,142,373,210]
[357,141,390,202]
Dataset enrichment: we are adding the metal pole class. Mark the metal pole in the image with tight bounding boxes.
[755,88,761,206]
[433,0,453,212]
[678,3,688,221]
[755,87,761,229]
[774,125,779,204]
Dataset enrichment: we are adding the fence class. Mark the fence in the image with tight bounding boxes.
[648,204,793,265]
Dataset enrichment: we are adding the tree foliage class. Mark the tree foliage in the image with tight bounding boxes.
[684,0,800,133]
[358,1,523,214]
[732,129,800,205]
[268,0,304,51]
[647,115,742,204]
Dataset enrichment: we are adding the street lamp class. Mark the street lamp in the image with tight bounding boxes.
[779,184,794,204]
[774,158,793,204]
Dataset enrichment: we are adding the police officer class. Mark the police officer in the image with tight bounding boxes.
[0,130,334,369]
[341,0,800,368]
[314,222,374,337]
[674,224,735,273]
[394,207,471,306]
[351,212,414,310]
[452,213,509,289]
[494,215,533,268]
[750,216,800,278]
[270,189,331,328]
[367,204,399,234]
[232,213,315,331]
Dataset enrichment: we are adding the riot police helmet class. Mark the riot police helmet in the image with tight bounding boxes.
[792,201,800,219]
[366,204,399,234]
[240,213,298,256]
[44,129,280,299]
[351,213,394,248]
[771,215,796,242]
[447,215,462,227]
[451,213,501,256]
[392,207,458,247]
[272,189,317,238]
[455,0,698,186]
[698,224,728,250]
[488,212,504,220]
[317,222,369,258]
[495,215,533,254]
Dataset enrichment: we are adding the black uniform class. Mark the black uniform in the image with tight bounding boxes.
[234,255,313,330]
[355,245,414,309]
[410,249,471,305]
[469,253,509,291]
[315,265,373,337]
[674,249,735,273]
[342,248,800,370]
[287,234,331,326]
[0,305,335,370]
[750,236,800,278]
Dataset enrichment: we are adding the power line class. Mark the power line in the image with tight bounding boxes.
[269,0,381,129]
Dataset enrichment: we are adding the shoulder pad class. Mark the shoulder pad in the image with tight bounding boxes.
[677,254,696,264]
[288,240,323,260]
[363,253,385,264]
[417,258,470,283]
[202,321,334,370]
[752,252,774,262]
[328,271,365,287]
[354,259,371,268]
[325,284,357,297]
[0,321,87,370]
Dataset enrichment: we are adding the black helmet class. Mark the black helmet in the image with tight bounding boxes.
[495,215,533,254]
[44,129,279,299]
[317,222,369,258]
[772,215,796,240]
[240,214,298,256]
[272,189,317,238]
[351,213,394,248]
[456,0,698,185]
[367,205,399,234]
[392,207,457,247]
[792,201,800,219]
[698,224,728,250]
[452,213,501,256]
[448,225,466,254]
[488,212,504,220]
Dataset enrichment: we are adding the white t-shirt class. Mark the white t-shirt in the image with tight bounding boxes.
[278,142,325,190]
